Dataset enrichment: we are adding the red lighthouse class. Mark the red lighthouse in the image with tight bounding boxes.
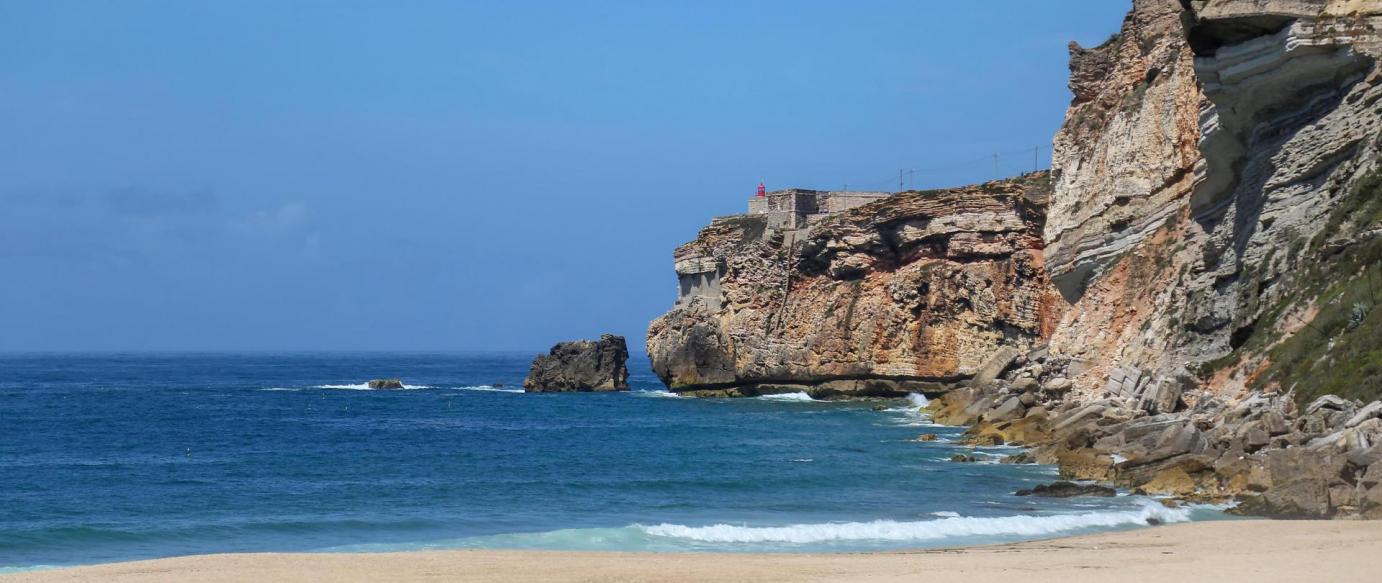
[756,181,766,198]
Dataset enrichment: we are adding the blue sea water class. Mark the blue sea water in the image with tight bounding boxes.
[0,353,1224,571]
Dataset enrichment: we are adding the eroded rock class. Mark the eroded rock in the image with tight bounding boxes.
[1015,481,1117,498]
[647,176,1063,396]
[523,334,630,393]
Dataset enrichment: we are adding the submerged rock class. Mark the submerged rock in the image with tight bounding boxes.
[523,334,630,393]
[367,378,405,389]
[1015,481,1116,498]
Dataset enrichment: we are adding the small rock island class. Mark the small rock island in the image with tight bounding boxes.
[523,334,630,393]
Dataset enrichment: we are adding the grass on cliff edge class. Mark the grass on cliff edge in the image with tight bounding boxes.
[1248,164,1382,405]
[1253,265,1382,404]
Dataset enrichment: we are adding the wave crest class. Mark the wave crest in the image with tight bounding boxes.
[314,383,433,390]
[634,390,688,399]
[452,385,524,393]
[639,503,1190,544]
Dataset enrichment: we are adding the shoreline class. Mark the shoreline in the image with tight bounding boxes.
[7,520,1381,582]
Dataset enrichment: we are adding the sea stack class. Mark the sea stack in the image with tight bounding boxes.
[367,378,405,389]
[523,334,630,393]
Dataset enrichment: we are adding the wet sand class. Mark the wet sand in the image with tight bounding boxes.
[8,520,1381,583]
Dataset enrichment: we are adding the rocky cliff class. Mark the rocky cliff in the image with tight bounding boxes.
[647,175,1064,397]
[1046,0,1382,405]
[931,0,1382,518]
[645,0,1382,517]
[650,0,1382,405]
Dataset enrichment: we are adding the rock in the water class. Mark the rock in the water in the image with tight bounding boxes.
[523,334,630,393]
[950,454,978,463]
[1015,481,1116,498]
[1002,451,1037,464]
[367,378,405,389]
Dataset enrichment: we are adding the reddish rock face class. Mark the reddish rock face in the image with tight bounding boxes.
[647,174,1065,397]
[1046,0,1382,401]
[650,0,1382,410]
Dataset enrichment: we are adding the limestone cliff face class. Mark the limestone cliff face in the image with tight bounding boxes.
[1045,0,1204,302]
[647,175,1064,396]
[1046,0,1382,403]
[649,0,1382,406]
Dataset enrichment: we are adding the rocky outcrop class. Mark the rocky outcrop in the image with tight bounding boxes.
[644,0,1382,518]
[1046,0,1204,304]
[1045,0,1382,403]
[931,355,1382,518]
[647,175,1065,397]
[523,334,630,393]
[368,378,405,389]
[1015,481,1117,498]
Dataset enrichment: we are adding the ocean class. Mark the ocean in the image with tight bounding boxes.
[0,353,1225,571]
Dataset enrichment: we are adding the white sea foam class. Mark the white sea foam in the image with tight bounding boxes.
[639,502,1191,544]
[452,385,524,393]
[882,419,949,428]
[634,390,688,399]
[260,387,301,392]
[882,393,935,421]
[314,383,434,390]
[930,511,962,518]
[756,392,818,402]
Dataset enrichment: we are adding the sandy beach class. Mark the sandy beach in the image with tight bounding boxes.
[8,520,1381,583]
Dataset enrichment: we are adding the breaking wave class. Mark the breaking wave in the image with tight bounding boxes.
[907,393,930,408]
[452,385,524,393]
[634,390,688,399]
[639,503,1191,544]
[314,383,434,390]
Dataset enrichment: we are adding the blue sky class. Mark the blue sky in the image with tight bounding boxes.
[0,1,1130,352]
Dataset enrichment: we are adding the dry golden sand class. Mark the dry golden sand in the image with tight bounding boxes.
[7,520,1381,583]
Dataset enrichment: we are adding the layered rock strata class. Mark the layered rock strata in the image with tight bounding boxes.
[647,175,1064,397]
[523,334,630,393]
[929,355,1382,518]
[961,0,1382,518]
[1046,0,1382,402]
[645,0,1382,517]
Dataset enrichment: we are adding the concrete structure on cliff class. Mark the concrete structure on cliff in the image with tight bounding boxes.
[747,189,890,230]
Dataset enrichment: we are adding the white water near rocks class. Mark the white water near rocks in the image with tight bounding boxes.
[639,502,1192,543]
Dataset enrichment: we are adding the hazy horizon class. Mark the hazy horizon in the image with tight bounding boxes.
[1,1,1131,351]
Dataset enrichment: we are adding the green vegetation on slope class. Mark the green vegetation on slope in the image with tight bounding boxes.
[1250,164,1382,404]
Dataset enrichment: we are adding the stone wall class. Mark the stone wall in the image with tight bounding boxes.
[747,189,890,230]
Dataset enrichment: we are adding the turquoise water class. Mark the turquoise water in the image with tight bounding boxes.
[0,353,1220,570]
